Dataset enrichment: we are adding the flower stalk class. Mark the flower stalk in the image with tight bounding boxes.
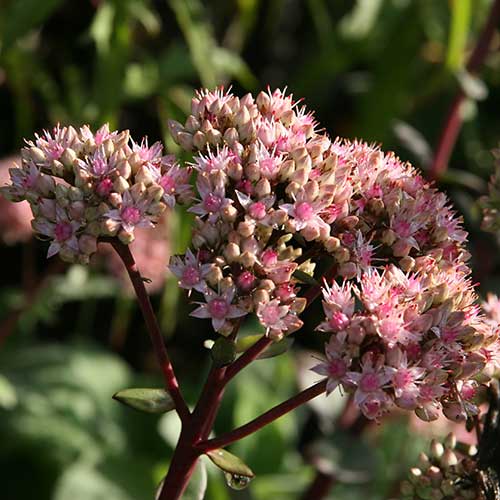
[111,240,190,422]
[196,379,328,453]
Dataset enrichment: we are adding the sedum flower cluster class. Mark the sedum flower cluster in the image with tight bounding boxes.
[0,124,190,263]
[400,433,482,500]
[2,87,498,424]
[169,88,499,421]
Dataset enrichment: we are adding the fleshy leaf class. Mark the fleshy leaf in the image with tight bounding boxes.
[206,448,255,480]
[113,388,175,414]
[235,334,263,353]
[235,334,293,359]
[211,338,236,367]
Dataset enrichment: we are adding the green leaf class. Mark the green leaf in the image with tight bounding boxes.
[168,0,218,88]
[339,0,384,40]
[206,448,255,479]
[235,334,264,353]
[0,374,17,409]
[90,2,116,55]
[128,0,161,35]
[113,388,175,414]
[211,47,258,90]
[1,0,65,50]
[235,334,293,360]
[211,338,237,367]
[446,0,471,71]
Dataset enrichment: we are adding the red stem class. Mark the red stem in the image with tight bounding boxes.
[300,471,336,500]
[111,240,190,422]
[429,0,500,180]
[196,379,328,452]
[222,335,273,383]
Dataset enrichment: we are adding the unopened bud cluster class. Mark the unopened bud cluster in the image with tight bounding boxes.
[0,124,190,263]
[170,87,499,421]
[400,433,482,500]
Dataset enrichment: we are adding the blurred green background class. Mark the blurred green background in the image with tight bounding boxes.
[1,1,500,499]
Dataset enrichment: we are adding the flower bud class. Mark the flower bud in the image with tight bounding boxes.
[61,148,77,168]
[224,242,240,262]
[118,229,135,244]
[135,165,154,186]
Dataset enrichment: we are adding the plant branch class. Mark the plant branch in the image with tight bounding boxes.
[196,379,328,452]
[110,240,190,422]
[429,0,500,180]
[223,335,273,383]
[300,471,336,500]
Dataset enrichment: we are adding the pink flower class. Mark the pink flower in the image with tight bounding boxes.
[169,249,211,292]
[32,206,80,258]
[386,349,425,409]
[280,187,330,240]
[79,147,116,178]
[80,123,116,146]
[312,333,351,394]
[132,138,164,165]
[193,147,240,174]
[188,176,233,223]
[345,353,392,419]
[190,286,246,332]
[157,162,192,208]
[107,191,153,233]
[236,191,275,224]
[256,299,301,337]
[32,124,74,162]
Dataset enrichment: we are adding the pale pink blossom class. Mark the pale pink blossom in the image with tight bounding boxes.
[169,249,211,292]
[190,286,246,332]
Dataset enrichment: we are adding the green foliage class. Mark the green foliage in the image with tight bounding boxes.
[206,448,255,479]
[113,388,176,414]
[0,342,164,499]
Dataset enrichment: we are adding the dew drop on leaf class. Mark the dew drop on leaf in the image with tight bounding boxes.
[224,472,253,490]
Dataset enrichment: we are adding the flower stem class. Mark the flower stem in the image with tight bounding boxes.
[196,379,328,452]
[110,240,190,422]
[223,335,273,384]
[300,471,336,500]
[157,428,202,500]
[429,0,500,180]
